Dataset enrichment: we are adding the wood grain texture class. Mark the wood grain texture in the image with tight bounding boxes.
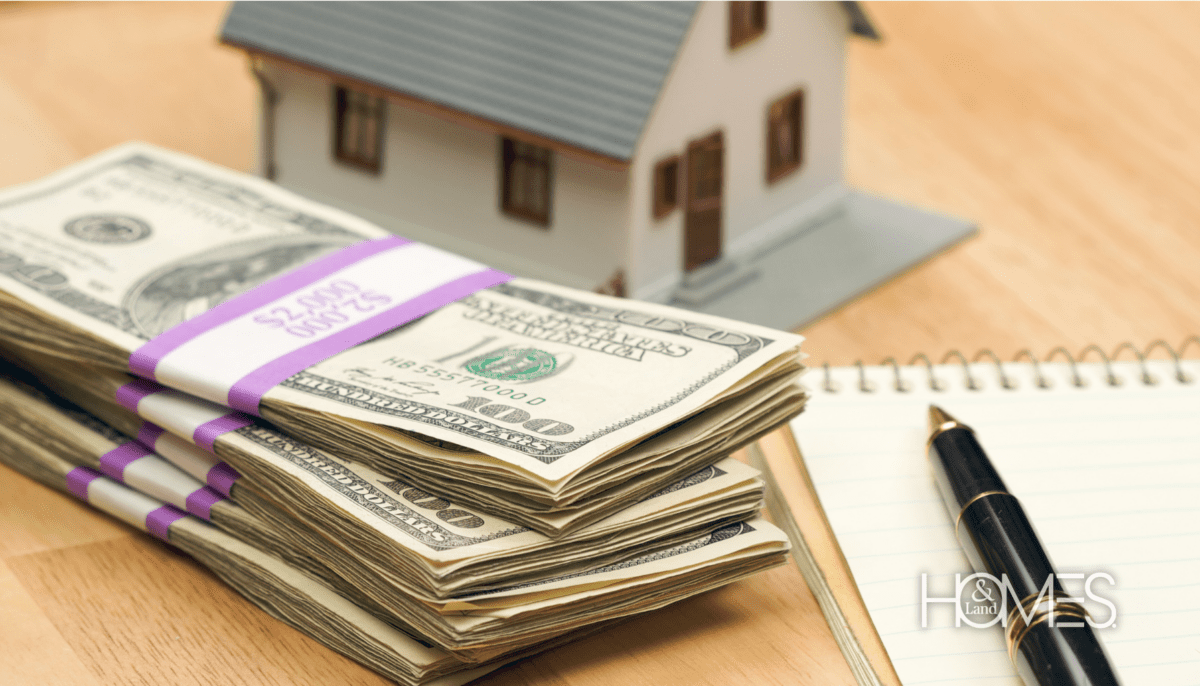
[0,1,254,187]
[0,464,130,558]
[0,557,102,685]
[7,521,390,686]
[809,2,1200,366]
[1,2,1198,684]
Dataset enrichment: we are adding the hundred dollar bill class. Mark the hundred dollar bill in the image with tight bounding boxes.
[0,371,788,663]
[0,143,806,534]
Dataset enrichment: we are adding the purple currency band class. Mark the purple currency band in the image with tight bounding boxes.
[123,390,251,454]
[99,442,154,481]
[184,486,224,521]
[222,267,511,415]
[125,235,511,415]
[137,422,166,448]
[193,413,254,452]
[116,378,167,413]
[66,466,102,500]
[127,236,411,381]
[206,462,241,497]
[145,505,188,543]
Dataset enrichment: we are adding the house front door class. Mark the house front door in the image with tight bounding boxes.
[684,131,723,272]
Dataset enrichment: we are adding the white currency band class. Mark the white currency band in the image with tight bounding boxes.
[144,242,494,411]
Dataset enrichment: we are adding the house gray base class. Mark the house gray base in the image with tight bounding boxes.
[668,190,977,331]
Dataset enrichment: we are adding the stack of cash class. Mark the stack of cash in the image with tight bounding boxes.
[0,144,805,535]
[0,144,802,682]
[0,367,625,686]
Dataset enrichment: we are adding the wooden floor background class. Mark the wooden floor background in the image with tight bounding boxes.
[3,2,1200,685]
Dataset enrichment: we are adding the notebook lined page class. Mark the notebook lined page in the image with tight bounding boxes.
[790,359,1200,686]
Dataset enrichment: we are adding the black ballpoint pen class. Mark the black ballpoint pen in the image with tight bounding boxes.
[926,405,1121,686]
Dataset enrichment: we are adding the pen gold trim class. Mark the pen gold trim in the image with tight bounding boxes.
[1007,600,1090,663]
[954,490,1009,539]
[926,404,972,447]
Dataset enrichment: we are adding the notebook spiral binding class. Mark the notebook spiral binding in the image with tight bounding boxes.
[821,336,1200,394]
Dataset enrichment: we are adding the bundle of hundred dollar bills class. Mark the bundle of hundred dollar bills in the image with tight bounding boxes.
[0,144,806,536]
[0,143,802,682]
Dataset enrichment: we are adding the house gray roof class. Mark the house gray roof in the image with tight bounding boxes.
[221,2,877,162]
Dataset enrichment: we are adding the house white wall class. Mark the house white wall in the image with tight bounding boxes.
[261,61,630,292]
[255,1,850,300]
[627,2,848,301]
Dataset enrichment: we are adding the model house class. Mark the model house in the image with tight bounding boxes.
[221,2,971,328]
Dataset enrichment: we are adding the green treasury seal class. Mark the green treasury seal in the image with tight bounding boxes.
[464,348,558,382]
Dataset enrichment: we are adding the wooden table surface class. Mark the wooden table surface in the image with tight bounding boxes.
[3,2,1199,685]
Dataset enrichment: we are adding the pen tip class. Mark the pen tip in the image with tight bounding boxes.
[928,405,957,433]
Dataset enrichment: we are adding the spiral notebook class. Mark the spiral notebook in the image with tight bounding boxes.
[751,340,1200,686]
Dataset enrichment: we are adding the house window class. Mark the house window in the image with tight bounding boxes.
[501,137,552,226]
[653,155,680,219]
[767,89,803,183]
[334,86,386,173]
[729,1,767,49]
